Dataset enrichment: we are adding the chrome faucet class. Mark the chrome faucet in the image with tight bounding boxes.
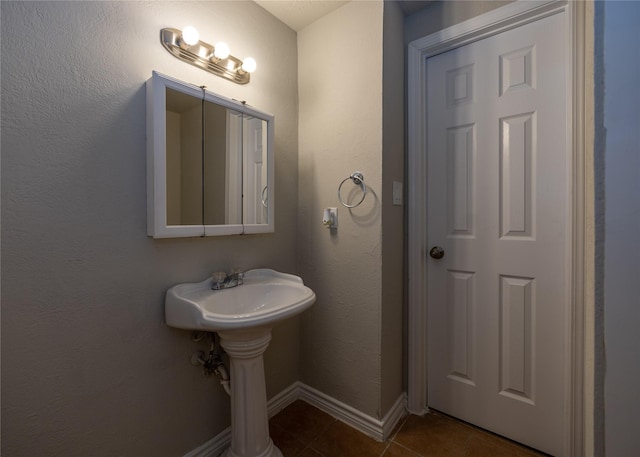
[211,269,244,290]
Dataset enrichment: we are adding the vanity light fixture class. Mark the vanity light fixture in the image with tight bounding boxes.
[241,57,257,74]
[180,26,200,47]
[160,27,256,85]
[213,42,230,60]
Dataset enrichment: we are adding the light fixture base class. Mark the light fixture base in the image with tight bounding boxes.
[160,28,250,85]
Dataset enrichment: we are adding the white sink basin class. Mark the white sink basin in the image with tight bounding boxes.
[165,268,316,331]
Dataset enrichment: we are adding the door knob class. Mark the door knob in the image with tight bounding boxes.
[429,246,445,259]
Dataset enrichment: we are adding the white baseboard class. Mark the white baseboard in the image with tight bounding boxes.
[183,428,230,457]
[266,381,301,419]
[184,382,407,457]
[297,383,407,441]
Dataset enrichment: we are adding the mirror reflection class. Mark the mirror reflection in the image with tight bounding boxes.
[147,71,274,238]
[242,115,268,225]
[165,88,203,226]
[166,88,245,227]
[203,100,243,226]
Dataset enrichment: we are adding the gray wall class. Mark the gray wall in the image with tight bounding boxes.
[297,0,404,419]
[602,1,640,455]
[381,0,406,416]
[297,0,385,418]
[1,2,298,456]
[404,0,511,44]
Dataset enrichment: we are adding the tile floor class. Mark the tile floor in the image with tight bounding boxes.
[269,400,549,457]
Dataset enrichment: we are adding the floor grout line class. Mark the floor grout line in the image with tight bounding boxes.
[389,413,410,442]
[378,440,393,457]
[272,399,549,457]
[388,440,428,457]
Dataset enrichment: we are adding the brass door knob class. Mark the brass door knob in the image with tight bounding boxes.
[429,246,445,259]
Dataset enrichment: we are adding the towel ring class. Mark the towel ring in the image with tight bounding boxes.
[338,172,367,208]
[261,186,268,208]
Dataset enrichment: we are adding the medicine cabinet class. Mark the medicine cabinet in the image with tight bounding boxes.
[147,71,274,238]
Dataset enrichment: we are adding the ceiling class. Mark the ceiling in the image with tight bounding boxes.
[254,0,434,32]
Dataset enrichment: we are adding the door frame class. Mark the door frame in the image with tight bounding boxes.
[406,1,594,455]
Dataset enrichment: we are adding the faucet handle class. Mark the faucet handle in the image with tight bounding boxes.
[231,268,244,285]
[212,271,227,283]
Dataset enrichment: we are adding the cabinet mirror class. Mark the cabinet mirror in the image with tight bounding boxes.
[147,72,274,238]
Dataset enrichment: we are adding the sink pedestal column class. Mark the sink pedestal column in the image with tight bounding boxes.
[218,328,283,457]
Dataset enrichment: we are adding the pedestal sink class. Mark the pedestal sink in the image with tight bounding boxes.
[165,269,316,457]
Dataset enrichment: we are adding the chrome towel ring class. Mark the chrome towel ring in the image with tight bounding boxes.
[338,171,367,208]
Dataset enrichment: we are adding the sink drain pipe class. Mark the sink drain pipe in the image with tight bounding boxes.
[214,362,231,396]
[191,332,232,396]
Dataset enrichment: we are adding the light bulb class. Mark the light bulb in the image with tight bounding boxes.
[181,26,199,46]
[213,42,230,60]
[241,57,257,73]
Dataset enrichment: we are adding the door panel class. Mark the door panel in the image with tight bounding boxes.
[426,12,568,456]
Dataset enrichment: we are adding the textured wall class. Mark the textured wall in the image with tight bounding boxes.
[404,0,512,44]
[381,0,406,416]
[1,2,298,456]
[602,1,640,455]
[298,1,390,418]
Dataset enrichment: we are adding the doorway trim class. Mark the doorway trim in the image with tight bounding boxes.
[406,1,594,455]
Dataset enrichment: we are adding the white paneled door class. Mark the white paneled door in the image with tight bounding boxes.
[426,11,568,456]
